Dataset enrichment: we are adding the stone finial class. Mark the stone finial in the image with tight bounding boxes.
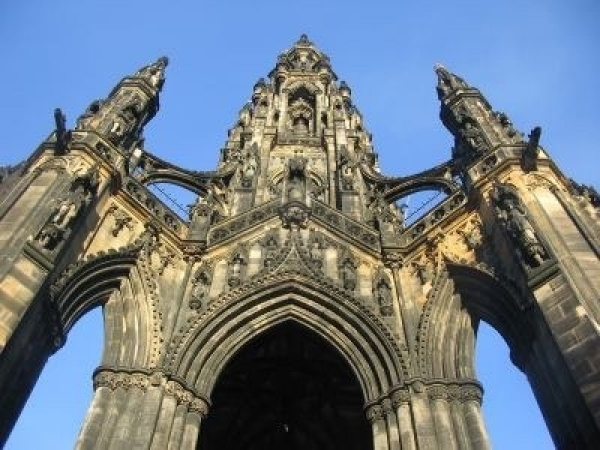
[135,56,169,89]
[434,63,469,99]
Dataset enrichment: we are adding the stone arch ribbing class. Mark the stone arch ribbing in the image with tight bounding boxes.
[415,261,529,379]
[50,247,161,367]
[168,276,407,403]
[445,262,533,358]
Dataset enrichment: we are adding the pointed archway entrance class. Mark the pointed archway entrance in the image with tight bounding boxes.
[199,321,373,450]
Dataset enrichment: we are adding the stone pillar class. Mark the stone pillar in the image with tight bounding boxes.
[410,383,438,449]
[278,89,289,134]
[391,389,416,450]
[428,384,457,450]
[179,398,208,449]
[381,398,401,450]
[75,386,112,449]
[367,404,390,450]
[448,385,471,450]
[149,393,177,450]
[462,385,490,450]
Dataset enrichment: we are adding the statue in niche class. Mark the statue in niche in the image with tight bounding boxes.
[241,145,259,188]
[458,120,489,156]
[189,268,212,311]
[339,255,357,291]
[38,191,85,249]
[338,149,356,190]
[492,184,547,267]
[308,235,325,270]
[416,258,436,285]
[262,235,279,269]
[293,116,310,135]
[287,155,307,201]
[37,165,99,250]
[228,252,245,287]
[374,277,393,316]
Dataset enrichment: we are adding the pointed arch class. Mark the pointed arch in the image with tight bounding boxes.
[168,274,407,403]
[50,246,162,368]
[415,261,532,380]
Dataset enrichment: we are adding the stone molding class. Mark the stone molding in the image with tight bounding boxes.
[93,368,210,416]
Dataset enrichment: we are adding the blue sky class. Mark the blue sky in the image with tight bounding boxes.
[2,1,599,448]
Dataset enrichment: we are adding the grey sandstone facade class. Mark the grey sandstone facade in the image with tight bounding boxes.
[0,35,599,449]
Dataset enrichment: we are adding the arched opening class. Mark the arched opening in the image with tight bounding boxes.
[6,307,103,449]
[475,322,554,449]
[199,321,373,450]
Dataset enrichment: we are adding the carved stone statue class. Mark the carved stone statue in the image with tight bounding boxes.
[416,259,436,285]
[241,145,259,188]
[339,256,357,290]
[228,253,245,287]
[375,278,393,316]
[492,184,547,267]
[338,149,355,190]
[262,235,279,269]
[287,155,307,201]
[459,120,489,156]
[189,269,212,310]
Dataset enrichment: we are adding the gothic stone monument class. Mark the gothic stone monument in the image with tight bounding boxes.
[0,35,599,449]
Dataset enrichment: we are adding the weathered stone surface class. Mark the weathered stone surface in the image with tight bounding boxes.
[0,36,599,449]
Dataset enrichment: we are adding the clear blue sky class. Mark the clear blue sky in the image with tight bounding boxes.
[2,1,599,448]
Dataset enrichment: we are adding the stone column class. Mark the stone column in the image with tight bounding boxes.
[448,385,471,450]
[149,393,177,450]
[179,398,208,449]
[409,382,438,449]
[278,89,289,134]
[462,385,490,450]
[381,398,401,450]
[75,386,112,449]
[428,384,457,450]
[367,403,390,450]
[391,389,416,450]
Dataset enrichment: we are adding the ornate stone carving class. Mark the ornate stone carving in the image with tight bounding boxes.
[391,389,411,407]
[36,165,100,250]
[461,385,483,404]
[260,232,280,269]
[427,384,448,401]
[457,220,484,250]
[570,178,600,208]
[107,205,133,237]
[338,252,358,291]
[280,202,310,229]
[307,231,327,271]
[373,270,393,316]
[366,404,384,423]
[189,263,213,310]
[240,144,259,188]
[228,248,247,287]
[492,183,547,267]
[415,257,436,285]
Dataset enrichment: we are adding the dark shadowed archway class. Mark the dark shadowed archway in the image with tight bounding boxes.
[199,321,373,450]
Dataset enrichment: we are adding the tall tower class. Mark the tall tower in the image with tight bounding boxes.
[0,35,599,449]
